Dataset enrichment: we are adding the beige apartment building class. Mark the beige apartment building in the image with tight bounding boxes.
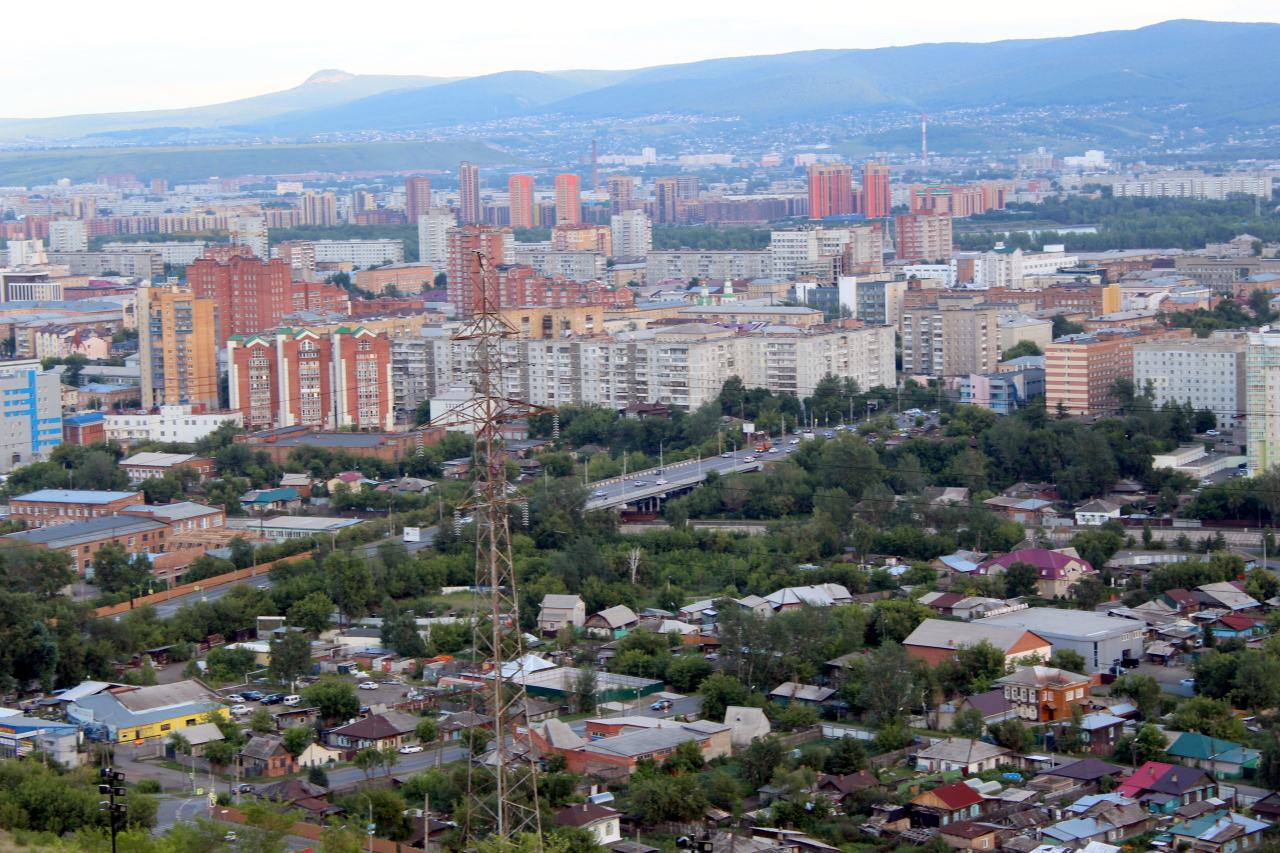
[1047,327,1194,417]
[901,304,1001,377]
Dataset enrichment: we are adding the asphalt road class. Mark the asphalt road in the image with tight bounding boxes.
[584,445,785,510]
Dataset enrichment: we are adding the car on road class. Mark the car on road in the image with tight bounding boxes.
[283,695,302,706]
[593,490,607,497]
[650,699,673,711]
[632,480,648,487]
[235,784,256,794]
[767,447,779,453]
[721,452,732,457]
[1207,429,1221,436]
[260,693,286,705]
[358,681,379,690]
[786,447,795,453]
[240,691,264,702]
[229,704,250,715]
[225,694,245,704]
[656,479,668,485]
[225,833,237,842]
[744,455,757,461]
[1180,678,1196,687]
[399,745,424,754]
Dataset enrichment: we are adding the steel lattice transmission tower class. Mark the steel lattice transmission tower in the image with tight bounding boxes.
[429,251,552,842]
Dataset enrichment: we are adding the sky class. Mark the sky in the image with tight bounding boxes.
[4,2,1279,118]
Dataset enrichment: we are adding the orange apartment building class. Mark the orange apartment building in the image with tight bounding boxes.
[1045,327,1193,416]
[895,210,954,261]
[807,164,854,219]
[446,225,513,318]
[354,263,436,295]
[552,224,611,254]
[554,174,581,225]
[509,175,536,228]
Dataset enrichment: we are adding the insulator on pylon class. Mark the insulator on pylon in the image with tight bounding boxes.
[521,502,530,527]
[552,412,560,439]
[453,508,461,533]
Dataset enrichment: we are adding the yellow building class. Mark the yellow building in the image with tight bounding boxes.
[136,282,219,410]
[69,680,225,744]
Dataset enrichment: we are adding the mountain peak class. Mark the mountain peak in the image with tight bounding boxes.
[304,69,355,85]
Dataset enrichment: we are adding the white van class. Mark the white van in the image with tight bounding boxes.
[283,695,302,707]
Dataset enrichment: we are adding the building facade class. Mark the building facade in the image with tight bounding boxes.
[188,251,350,343]
[1134,330,1246,425]
[136,282,219,410]
[1047,328,1194,417]
[895,211,954,262]
[611,210,652,257]
[808,164,854,219]
[0,360,62,471]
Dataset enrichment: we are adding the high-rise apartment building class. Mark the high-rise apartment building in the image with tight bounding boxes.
[611,210,652,257]
[459,161,482,224]
[554,174,581,225]
[405,177,432,219]
[446,225,514,317]
[137,282,219,411]
[895,211,954,262]
[0,359,61,471]
[1047,327,1193,417]
[418,209,457,267]
[508,175,536,229]
[654,178,679,225]
[299,192,338,226]
[1134,330,1246,423]
[188,252,350,343]
[1247,329,1280,472]
[551,224,610,254]
[229,216,268,259]
[608,176,634,214]
[227,326,393,433]
[901,304,1002,377]
[769,226,879,279]
[47,220,87,253]
[807,164,854,219]
[861,162,892,219]
[837,277,906,327]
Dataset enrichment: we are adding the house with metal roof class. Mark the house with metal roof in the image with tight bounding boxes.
[903,619,1052,667]
[1166,732,1260,779]
[1117,761,1217,813]
[325,710,421,751]
[908,781,988,828]
[1167,809,1268,853]
[530,717,732,776]
[66,679,222,743]
[980,609,1145,673]
[979,549,1093,598]
[584,606,640,639]
[769,682,836,707]
[762,583,853,610]
[538,594,586,635]
[240,487,302,513]
[914,738,1011,775]
[240,734,297,778]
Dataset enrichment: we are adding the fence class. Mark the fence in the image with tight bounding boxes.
[94,552,314,619]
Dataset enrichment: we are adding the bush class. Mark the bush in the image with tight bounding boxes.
[134,779,162,794]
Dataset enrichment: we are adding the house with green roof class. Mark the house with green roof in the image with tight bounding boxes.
[1166,732,1259,779]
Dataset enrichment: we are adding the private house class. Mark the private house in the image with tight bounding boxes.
[1044,795,1149,846]
[954,690,1017,726]
[1165,733,1260,779]
[1074,500,1122,526]
[555,803,622,845]
[1079,713,1126,756]
[121,452,217,483]
[1117,762,1218,813]
[1207,614,1264,640]
[762,583,853,610]
[938,821,999,851]
[724,706,771,746]
[1036,757,1127,788]
[538,594,586,635]
[1167,809,1268,853]
[278,473,314,498]
[436,711,494,742]
[980,497,1057,524]
[325,710,420,751]
[769,683,836,707]
[909,781,988,828]
[995,666,1092,723]
[295,740,344,768]
[815,772,884,806]
[932,551,990,587]
[915,738,1011,775]
[1195,582,1261,613]
[251,778,341,820]
[529,718,732,777]
[164,721,224,760]
[918,592,1022,621]
[1158,588,1200,615]
[978,549,1094,598]
[241,487,302,513]
[903,619,1052,667]
[240,735,298,778]
[584,606,640,639]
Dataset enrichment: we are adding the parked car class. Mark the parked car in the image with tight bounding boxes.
[650,699,673,711]
[229,704,250,715]
[260,693,286,705]
[283,695,302,706]
[1180,678,1196,687]
[358,682,379,690]
[225,694,245,704]
[399,745,424,754]
[240,691,264,702]
[1206,429,1221,436]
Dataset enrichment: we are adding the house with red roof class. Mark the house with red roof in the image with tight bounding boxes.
[1117,761,1217,814]
[1158,588,1200,615]
[1208,614,1264,640]
[979,548,1093,598]
[909,781,989,828]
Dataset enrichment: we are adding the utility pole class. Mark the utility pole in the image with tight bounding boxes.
[429,251,548,841]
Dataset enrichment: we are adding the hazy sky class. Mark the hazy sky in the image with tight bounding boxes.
[5,3,1279,117]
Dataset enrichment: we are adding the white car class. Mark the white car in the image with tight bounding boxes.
[283,695,301,706]
[721,452,732,458]
[632,480,648,487]
[358,682,379,690]
[1180,678,1196,687]
[655,479,667,485]
[399,745,424,754]
[229,704,250,715]
[1206,429,1221,436]
[593,490,607,497]
[768,447,779,453]
[225,694,245,704]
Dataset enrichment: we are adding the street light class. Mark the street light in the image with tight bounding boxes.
[98,767,128,853]
[356,792,375,853]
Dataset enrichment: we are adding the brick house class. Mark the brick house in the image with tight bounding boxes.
[325,710,420,751]
[121,452,218,484]
[240,735,297,778]
[995,666,1092,723]
[9,489,141,527]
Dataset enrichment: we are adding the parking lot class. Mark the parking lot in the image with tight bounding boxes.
[217,674,420,716]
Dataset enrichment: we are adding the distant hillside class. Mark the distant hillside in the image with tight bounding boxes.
[3,20,1279,143]
[0,70,459,141]
[0,140,523,185]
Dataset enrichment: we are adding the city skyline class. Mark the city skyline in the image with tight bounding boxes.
[2,9,1278,117]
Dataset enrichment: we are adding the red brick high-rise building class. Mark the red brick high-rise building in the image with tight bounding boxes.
[861,162,892,219]
[188,251,350,343]
[459,161,481,224]
[509,175,536,229]
[405,177,432,219]
[447,225,513,318]
[554,174,581,225]
[895,210,954,262]
[227,326,393,432]
[807,164,854,219]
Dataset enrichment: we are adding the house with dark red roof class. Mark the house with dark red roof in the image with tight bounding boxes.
[979,549,1093,598]
[1117,761,1217,814]
[1158,588,1200,615]
[1208,614,1264,640]
[324,710,421,751]
[555,802,621,844]
[909,781,989,828]
[815,771,884,805]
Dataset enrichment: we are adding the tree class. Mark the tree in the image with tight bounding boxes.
[628,773,710,824]
[415,718,438,745]
[661,739,705,775]
[950,707,986,740]
[203,740,239,776]
[319,824,363,853]
[1110,673,1163,721]
[698,671,748,721]
[288,592,335,636]
[1048,649,1089,674]
[666,655,712,693]
[269,630,314,688]
[1073,576,1109,610]
[569,665,598,715]
[1230,651,1280,714]
[824,736,868,774]
[248,707,276,734]
[739,737,785,789]
[303,680,360,724]
[462,727,491,757]
[1057,701,1086,754]
[307,766,330,787]
[353,747,381,781]
[859,642,920,724]
[1002,339,1043,360]
[989,718,1033,752]
[1003,561,1040,598]
[92,542,154,596]
[282,725,313,757]
[1170,696,1247,742]
[1117,723,1169,765]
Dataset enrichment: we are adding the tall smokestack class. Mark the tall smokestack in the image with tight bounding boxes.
[921,114,929,168]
